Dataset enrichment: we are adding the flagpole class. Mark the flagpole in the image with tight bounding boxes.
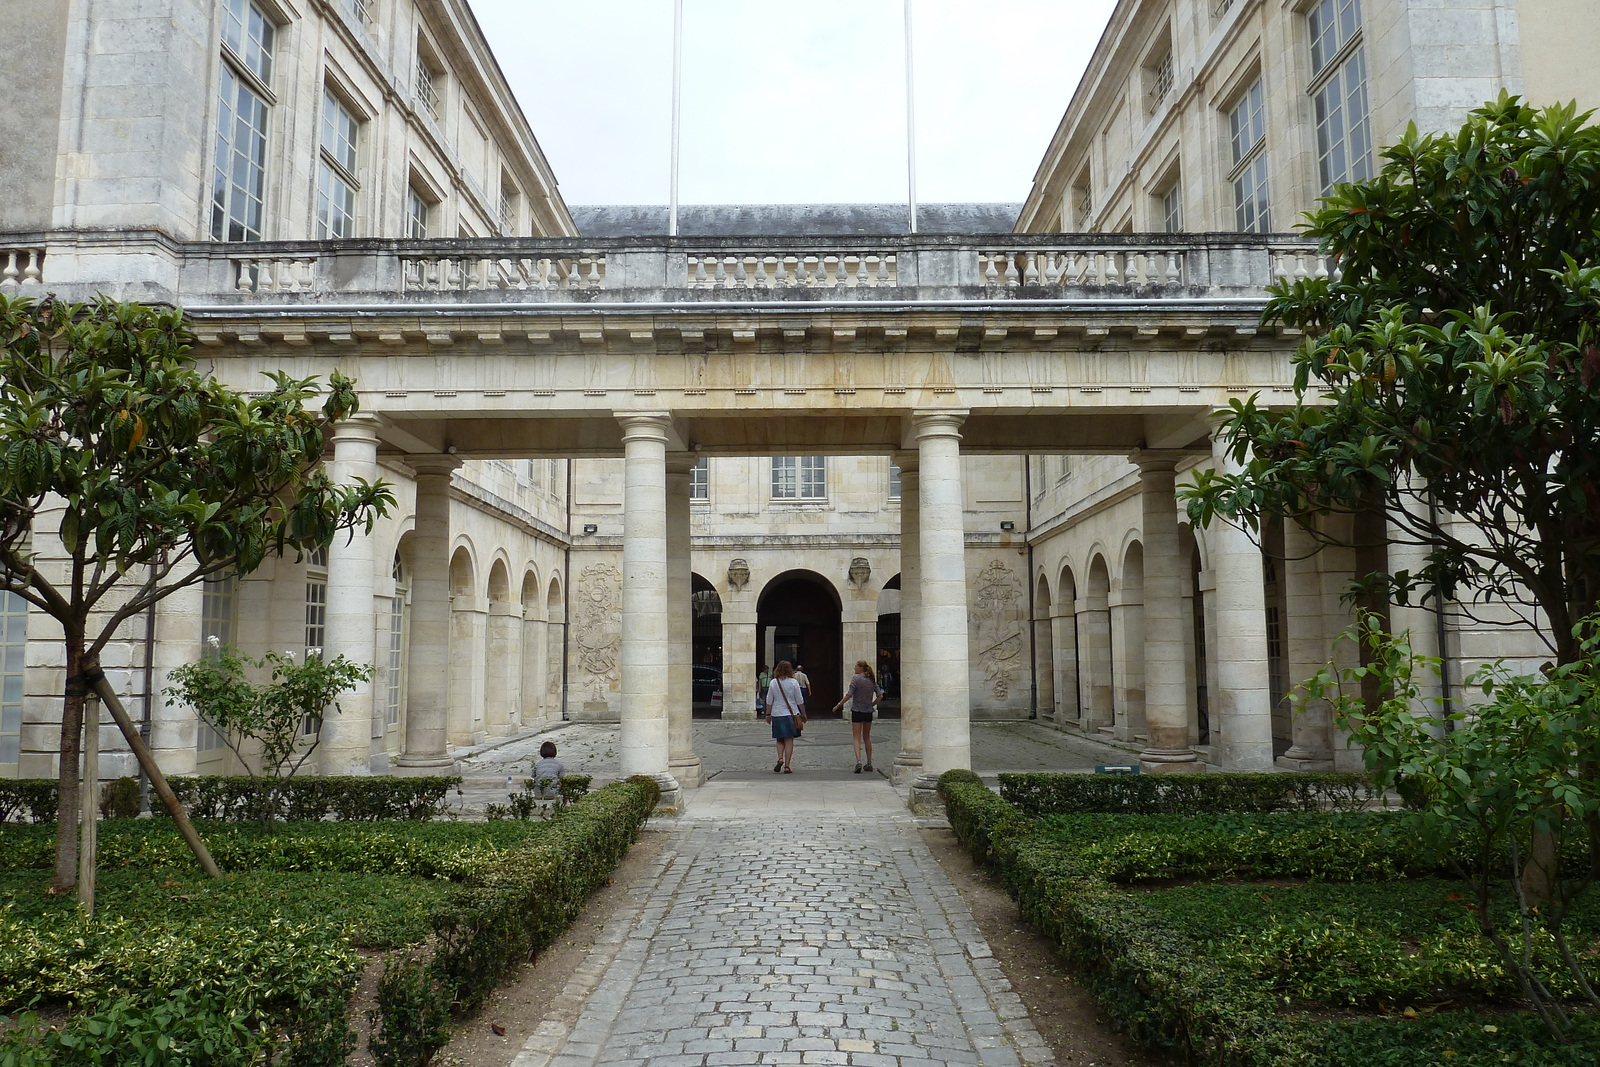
[904,0,918,234]
[669,0,684,237]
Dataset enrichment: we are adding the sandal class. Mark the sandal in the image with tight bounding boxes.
[774,760,783,773]
[863,763,874,772]
[854,762,862,774]
[783,766,793,773]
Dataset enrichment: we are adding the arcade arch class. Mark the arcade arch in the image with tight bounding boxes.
[756,570,843,715]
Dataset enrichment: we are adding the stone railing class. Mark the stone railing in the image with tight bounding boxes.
[1,232,1323,305]
[0,246,45,288]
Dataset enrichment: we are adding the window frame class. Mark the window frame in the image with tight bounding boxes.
[771,456,827,502]
[315,85,363,239]
[211,0,277,242]
[1306,0,1372,193]
[1226,78,1271,233]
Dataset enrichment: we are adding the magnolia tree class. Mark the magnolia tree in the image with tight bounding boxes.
[0,295,393,892]
[1182,95,1600,897]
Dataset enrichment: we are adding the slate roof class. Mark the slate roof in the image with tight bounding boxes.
[569,203,1021,238]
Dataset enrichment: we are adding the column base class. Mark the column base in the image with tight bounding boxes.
[1138,748,1203,774]
[570,701,620,724]
[908,772,944,813]
[1276,753,1334,772]
[891,753,923,787]
[720,707,759,721]
[394,753,455,768]
[669,755,705,789]
[646,772,684,815]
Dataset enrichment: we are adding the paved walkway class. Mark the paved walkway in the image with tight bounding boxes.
[510,770,1054,1067]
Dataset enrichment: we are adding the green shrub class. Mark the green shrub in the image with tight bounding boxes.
[98,777,141,820]
[0,989,266,1066]
[369,953,453,1067]
[999,771,1376,816]
[160,775,461,822]
[0,780,57,824]
[484,774,595,821]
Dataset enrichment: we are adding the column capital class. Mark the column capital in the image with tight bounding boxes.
[330,414,381,445]
[408,454,462,479]
[616,411,677,446]
[904,410,968,446]
[1130,448,1188,475]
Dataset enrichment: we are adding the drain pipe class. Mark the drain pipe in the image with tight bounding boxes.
[138,594,158,813]
[1024,458,1038,719]
[1428,496,1453,729]
[561,458,573,721]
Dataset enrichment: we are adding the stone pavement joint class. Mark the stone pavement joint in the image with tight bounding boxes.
[510,772,1059,1067]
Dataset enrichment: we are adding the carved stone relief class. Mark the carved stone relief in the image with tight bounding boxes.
[973,559,1025,699]
[572,562,622,700]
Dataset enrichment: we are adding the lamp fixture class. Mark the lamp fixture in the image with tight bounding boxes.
[582,523,599,534]
[1000,521,1016,531]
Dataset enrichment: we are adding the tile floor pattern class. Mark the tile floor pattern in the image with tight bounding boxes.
[511,774,1054,1067]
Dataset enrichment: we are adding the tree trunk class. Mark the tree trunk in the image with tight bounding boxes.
[1521,826,1561,905]
[51,635,86,893]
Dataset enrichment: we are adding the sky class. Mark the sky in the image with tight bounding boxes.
[467,0,1121,207]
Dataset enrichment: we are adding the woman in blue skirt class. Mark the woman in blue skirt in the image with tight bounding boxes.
[764,660,806,773]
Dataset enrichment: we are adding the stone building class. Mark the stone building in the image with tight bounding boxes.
[2,0,1590,796]
[1015,0,1600,770]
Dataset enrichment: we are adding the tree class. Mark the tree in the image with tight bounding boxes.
[167,642,375,822]
[0,294,394,892]
[1182,95,1600,899]
[1185,93,1600,659]
[1302,613,1600,1040]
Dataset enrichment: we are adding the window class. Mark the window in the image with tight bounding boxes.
[1160,181,1183,233]
[197,574,237,753]
[689,457,708,501]
[415,50,442,120]
[387,556,408,730]
[211,0,275,241]
[1227,79,1271,233]
[0,589,24,768]
[1308,0,1371,192]
[888,462,901,501]
[498,174,520,235]
[302,548,327,736]
[1144,43,1174,111]
[1071,169,1092,228]
[771,457,826,500]
[340,0,370,25]
[316,88,361,238]
[406,185,430,238]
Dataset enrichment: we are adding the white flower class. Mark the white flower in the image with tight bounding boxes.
[206,635,220,649]
[307,647,322,658]
[283,650,296,661]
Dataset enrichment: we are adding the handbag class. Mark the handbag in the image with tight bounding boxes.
[777,681,805,734]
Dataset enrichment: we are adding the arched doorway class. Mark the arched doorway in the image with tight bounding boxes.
[875,574,901,718]
[757,570,843,716]
[691,574,723,717]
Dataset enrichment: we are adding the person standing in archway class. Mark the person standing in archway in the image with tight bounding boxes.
[836,660,882,773]
[765,660,805,773]
[793,663,811,711]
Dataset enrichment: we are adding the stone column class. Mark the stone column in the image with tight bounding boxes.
[912,413,971,783]
[148,585,202,776]
[484,598,520,736]
[523,610,548,726]
[321,418,379,775]
[1207,436,1275,770]
[1109,586,1143,741]
[1032,595,1055,722]
[1387,514,1444,724]
[1279,518,1335,770]
[720,593,758,721]
[449,591,487,745]
[397,457,458,766]
[1052,603,1079,723]
[617,414,680,807]
[666,455,703,787]
[892,461,923,785]
[1077,593,1112,731]
[1136,454,1199,771]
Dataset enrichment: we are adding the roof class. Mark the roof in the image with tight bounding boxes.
[569,203,1021,238]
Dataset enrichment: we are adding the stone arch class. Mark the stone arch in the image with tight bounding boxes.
[1033,571,1055,722]
[1081,554,1113,732]
[519,567,546,726]
[1055,563,1081,723]
[449,546,475,597]
[1180,523,1209,745]
[545,574,565,715]
[484,558,518,736]
[755,569,844,715]
[1115,540,1146,741]
[447,545,484,744]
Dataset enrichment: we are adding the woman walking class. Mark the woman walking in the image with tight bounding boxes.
[765,660,806,773]
[835,660,883,773]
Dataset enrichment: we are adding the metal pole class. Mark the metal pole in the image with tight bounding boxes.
[669,0,684,237]
[904,0,918,234]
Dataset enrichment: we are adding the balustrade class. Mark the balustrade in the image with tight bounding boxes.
[978,248,1185,288]
[232,256,316,293]
[400,255,605,293]
[1269,245,1339,284]
[0,248,45,288]
[684,253,896,290]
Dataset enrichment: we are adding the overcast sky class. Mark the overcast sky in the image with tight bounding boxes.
[468,0,1120,207]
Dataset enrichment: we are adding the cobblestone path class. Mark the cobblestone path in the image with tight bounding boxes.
[511,774,1054,1067]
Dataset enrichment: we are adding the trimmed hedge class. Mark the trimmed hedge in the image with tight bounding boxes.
[935,769,1599,1067]
[0,775,461,824]
[998,770,1376,817]
[369,775,661,1065]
